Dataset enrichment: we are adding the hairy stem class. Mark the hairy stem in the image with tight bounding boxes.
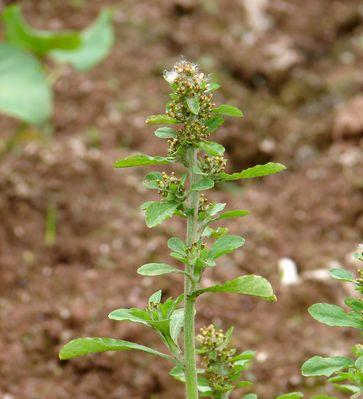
[184,146,199,399]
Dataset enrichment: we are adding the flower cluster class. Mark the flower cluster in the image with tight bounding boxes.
[202,155,227,175]
[156,172,185,202]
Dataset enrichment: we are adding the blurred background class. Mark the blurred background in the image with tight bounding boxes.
[0,0,362,398]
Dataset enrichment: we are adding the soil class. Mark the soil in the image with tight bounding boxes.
[0,1,363,398]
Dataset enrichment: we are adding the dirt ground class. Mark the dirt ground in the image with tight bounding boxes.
[0,0,362,398]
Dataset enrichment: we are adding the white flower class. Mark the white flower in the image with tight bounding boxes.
[163,69,179,84]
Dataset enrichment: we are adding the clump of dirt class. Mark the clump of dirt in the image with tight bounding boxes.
[0,1,362,398]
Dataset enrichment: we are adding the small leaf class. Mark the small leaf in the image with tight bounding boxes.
[146,114,179,124]
[114,154,173,168]
[170,309,184,345]
[193,275,276,302]
[191,177,215,191]
[205,115,224,132]
[149,290,162,304]
[154,127,177,139]
[329,268,355,282]
[302,356,354,377]
[137,263,182,276]
[218,162,286,181]
[214,210,250,221]
[308,303,363,329]
[143,172,162,189]
[144,201,178,227]
[355,356,363,372]
[209,235,245,259]
[199,141,225,156]
[167,237,186,254]
[59,337,172,360]
[108,308,150,325]
[276,393,304,399]
[51,9,114,70]
[243,394,258,399]
[213,104,243,117]
[186,97,200,115]
[206,82,220,92]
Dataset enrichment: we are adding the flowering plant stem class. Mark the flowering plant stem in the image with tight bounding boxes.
[184,147,200,399]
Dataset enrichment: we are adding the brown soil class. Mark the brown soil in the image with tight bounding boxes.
[0,1,362,398]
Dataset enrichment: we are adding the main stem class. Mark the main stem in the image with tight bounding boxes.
[184,146,199,399]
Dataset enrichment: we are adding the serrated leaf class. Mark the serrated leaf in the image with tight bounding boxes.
[205,115,224,132]
[167,237,186,254]
[59,337,172,360]
[191,177,214,191]
[329,268,355,282]
[137,263,182,276]
[214,210,250,221]
[218,162,286,181]
[51,9,114,70]
[213,104,243,117]
[276,393,304,399]
[186,97,200,115]
[149,290,162,304]
[209,235,245,259]
[193,275,276,302]
[2,5,81,56]
[108,308,150,325]
[308,303,363,329]
[302,356,354,377]
[0,44,52,125]
[114,154,173,168]
[199,141,225,156]
[154,127,177,139]
[146,114,179,124]
[144,201,178,227]
[143,172,162,189]
[170,309,184,345]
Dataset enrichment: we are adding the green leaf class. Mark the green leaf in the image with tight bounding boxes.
[144,201,178,227]
[2,5,81,56]
[218,162,286,181]
[329,268,355,282]
[170,309,184,345]
[193,275,276,302]
[0,44,52,125]
[149,290,162,304]
[59,337,172,360]
[213,104,243,117]
[302,356,354,377]
[146,114,179,124]
[276,393,304,399]
[209,235,245,259]
[191,177,215,191]
[167,237,186,254]
[137,262,182,276]
[51,9,114,71]
[143,172,162,189]
[186,97,200,115]
[205,115,224,132]
[114,154,173,168]
[244,394,258,399]
[108,308,150,325]
[199,141,225,156]
[308,303,363,329]
[206,82,220,92]
[154,127,177,139]
[214,210,250,221]
[355,356,363,372]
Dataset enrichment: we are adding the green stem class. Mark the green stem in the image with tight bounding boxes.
[184,146,199,399]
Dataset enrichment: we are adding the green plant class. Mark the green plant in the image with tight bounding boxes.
[58,59,288,399]
[0,4,114,125]
[301,246,363,399]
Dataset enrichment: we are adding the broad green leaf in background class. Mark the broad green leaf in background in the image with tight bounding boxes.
[329,268,355,282]
[0,44,52,124]
[308,303,363,329]
[275,393,304,399]
[144,201,178,227]
[154,127,177,139]
[193,275,276,302]
[108,308,150,325]
[114,154,174,168]
[213,104,243,117]
[218,162,286,181]
[51,9,114,70]
[2,5,81,56]
[199,140,225,156]
[146,114,179,124]
[59,337,172,360]
[209,235,245,259]
[301,355,354,377]
[137,263,182,276]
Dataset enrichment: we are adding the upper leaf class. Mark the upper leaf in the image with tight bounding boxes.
[329,268,355,282]
[302,355,354,377]
[114,154,174,168]
[191,177,215,191]
[193,275,276,302]
[0,44,52,125]
[213,210,250,221]
[199,141,225,156]
[154,127,177,139]
[51,9,114,71]
[143,201,178,228]
[59,337,172,361]
[137,263,182,276]
[146,114,179,124]
[209,235,245,259]
[108,308,150,325]
[308,303,363,329]
[213,104,243,117]
[218,162,286,181]
[186,97,200,115]
[2,5,81,56]
[205,115,224,132]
